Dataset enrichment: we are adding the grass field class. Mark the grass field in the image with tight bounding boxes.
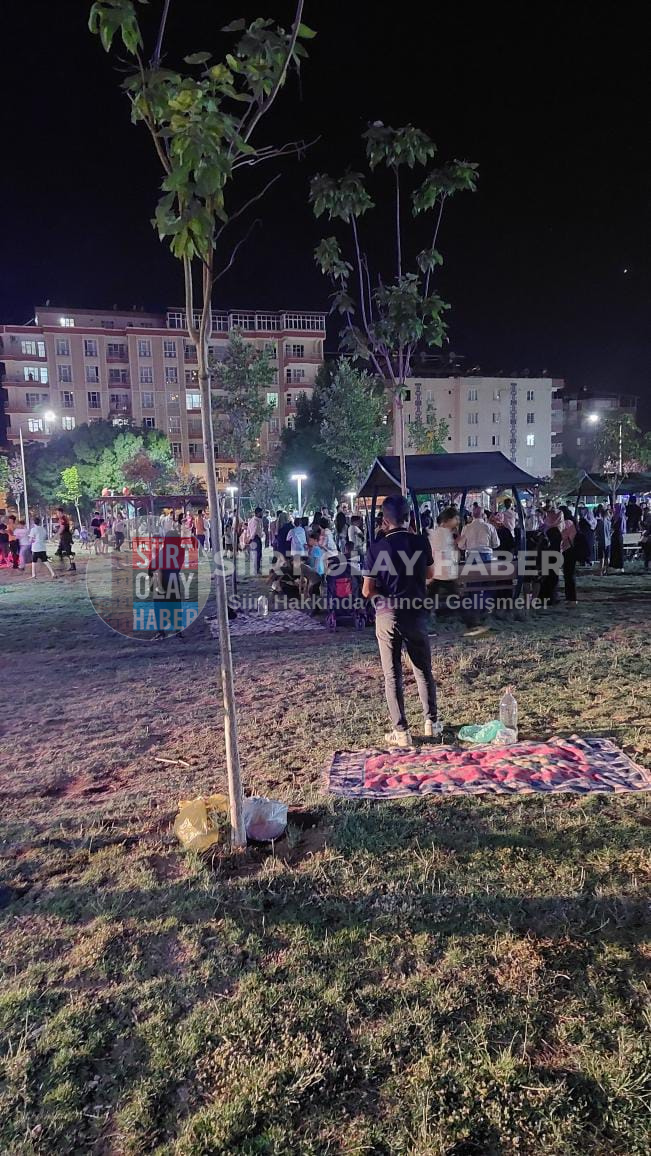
[0,557,650,1155]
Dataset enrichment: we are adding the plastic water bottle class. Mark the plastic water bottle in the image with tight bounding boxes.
[499,687,518,736]
[257,595,269,618]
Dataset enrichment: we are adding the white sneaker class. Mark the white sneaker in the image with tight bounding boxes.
[384,728,412,748]
[424,719,443,738]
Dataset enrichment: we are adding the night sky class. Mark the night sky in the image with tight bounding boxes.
[3,1,650,425]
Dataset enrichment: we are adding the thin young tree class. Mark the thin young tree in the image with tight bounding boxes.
[309,124,477,493]
[7,456,25,520]
[58,466,84,530]
[90,0,314,847]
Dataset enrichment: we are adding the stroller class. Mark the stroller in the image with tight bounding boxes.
[324,561,369,631]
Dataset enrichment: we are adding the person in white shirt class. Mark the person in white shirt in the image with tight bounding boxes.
[246,507,264,574]
[287,518,307,559]
[501,497,517,533]
[458,507,500,560]
[319,518,338,556]
[347,516,365,565]
[14,520,31,570]
[28,517,56,579]
[427,508,460,581]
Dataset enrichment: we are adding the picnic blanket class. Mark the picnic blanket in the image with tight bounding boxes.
[327,735,651,799]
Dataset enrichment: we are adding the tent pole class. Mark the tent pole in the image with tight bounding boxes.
[370,489,378,542]
[410,489,421,532]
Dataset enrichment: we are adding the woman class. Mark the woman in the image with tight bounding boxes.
[559,506,578,605]
[594,505,611,574]
[56,515,76,572]
[335,508,348,553]
[576,504,596,565]
[610,503,626,572]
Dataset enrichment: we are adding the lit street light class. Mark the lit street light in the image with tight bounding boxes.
[588,411,623,477]
[226,485,238,512]
[348,490,356,513]
[291,472,307,515]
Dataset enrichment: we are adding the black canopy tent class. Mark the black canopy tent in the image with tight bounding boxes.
[566,473,651,504]
[358,452,540,539]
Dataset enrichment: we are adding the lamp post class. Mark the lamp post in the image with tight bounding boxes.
[348,490,356,514]
[291,472,307,516]
[226,485,238,513]
[18,428,29,525]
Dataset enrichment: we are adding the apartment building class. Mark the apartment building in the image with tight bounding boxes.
[0,305,326,483]
[556,391,639,470]
[396,375,563,477]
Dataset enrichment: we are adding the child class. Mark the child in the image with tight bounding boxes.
[29,518,56,579]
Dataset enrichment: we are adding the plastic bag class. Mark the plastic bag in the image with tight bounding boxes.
[243,796,288,842]
[173,794,229,853]
[457,720,518,746]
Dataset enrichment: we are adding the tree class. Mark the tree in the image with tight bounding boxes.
[122,449,174,495]
[211,332,276,500]
[310,124,477,494]
[0,456,8,504]
[247,464,293,513]
[90,0,313,848]
[319,358,388,489]
[277,388,340,507]
[407,402,448,454]
[7,456,25,518]
[592,412,647,499]
[173,467,207,498]
[58,466,84,529]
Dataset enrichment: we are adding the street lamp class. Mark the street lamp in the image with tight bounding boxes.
[588,411,623,477]
[291,472,307,516]
[348,490,356,513]
[226,485,238,512]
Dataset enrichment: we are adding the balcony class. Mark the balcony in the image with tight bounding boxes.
[183,348,198,363]
[106,349,128,363]
[188,451,205,464]
[109,405,132,417]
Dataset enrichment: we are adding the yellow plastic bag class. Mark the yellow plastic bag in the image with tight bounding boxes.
[173,794,229,853]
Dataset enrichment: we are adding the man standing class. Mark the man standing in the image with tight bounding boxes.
[246,506,264,574]
[362,494,441,747]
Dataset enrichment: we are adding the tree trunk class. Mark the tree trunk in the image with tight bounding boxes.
[395,394,407,495]
[198,361,246,849]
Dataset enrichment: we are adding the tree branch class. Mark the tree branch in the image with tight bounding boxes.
[423,195,446,297]
[214,173,282,242]
[238,0,305,145]
[213,219,261,283]
[232,136,317,170]
[350,216,373,342]
[395,166,402,281]
[184,257,200,344]
[150,0,172,66]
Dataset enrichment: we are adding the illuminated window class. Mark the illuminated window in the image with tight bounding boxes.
[62,416,76,431]
[59,316,74,328]
[167,392,180,408]
[21,339,45,357]
[184,369,197,385]
[186,392,201,411]
[24,366,48,383]
[28,418,44,432]
[266,391,278,408]
[526,433,535,446]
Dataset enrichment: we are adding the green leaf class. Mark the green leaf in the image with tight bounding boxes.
[297,22,317,38]
[184,51,212,65]
[222,18,246,32]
